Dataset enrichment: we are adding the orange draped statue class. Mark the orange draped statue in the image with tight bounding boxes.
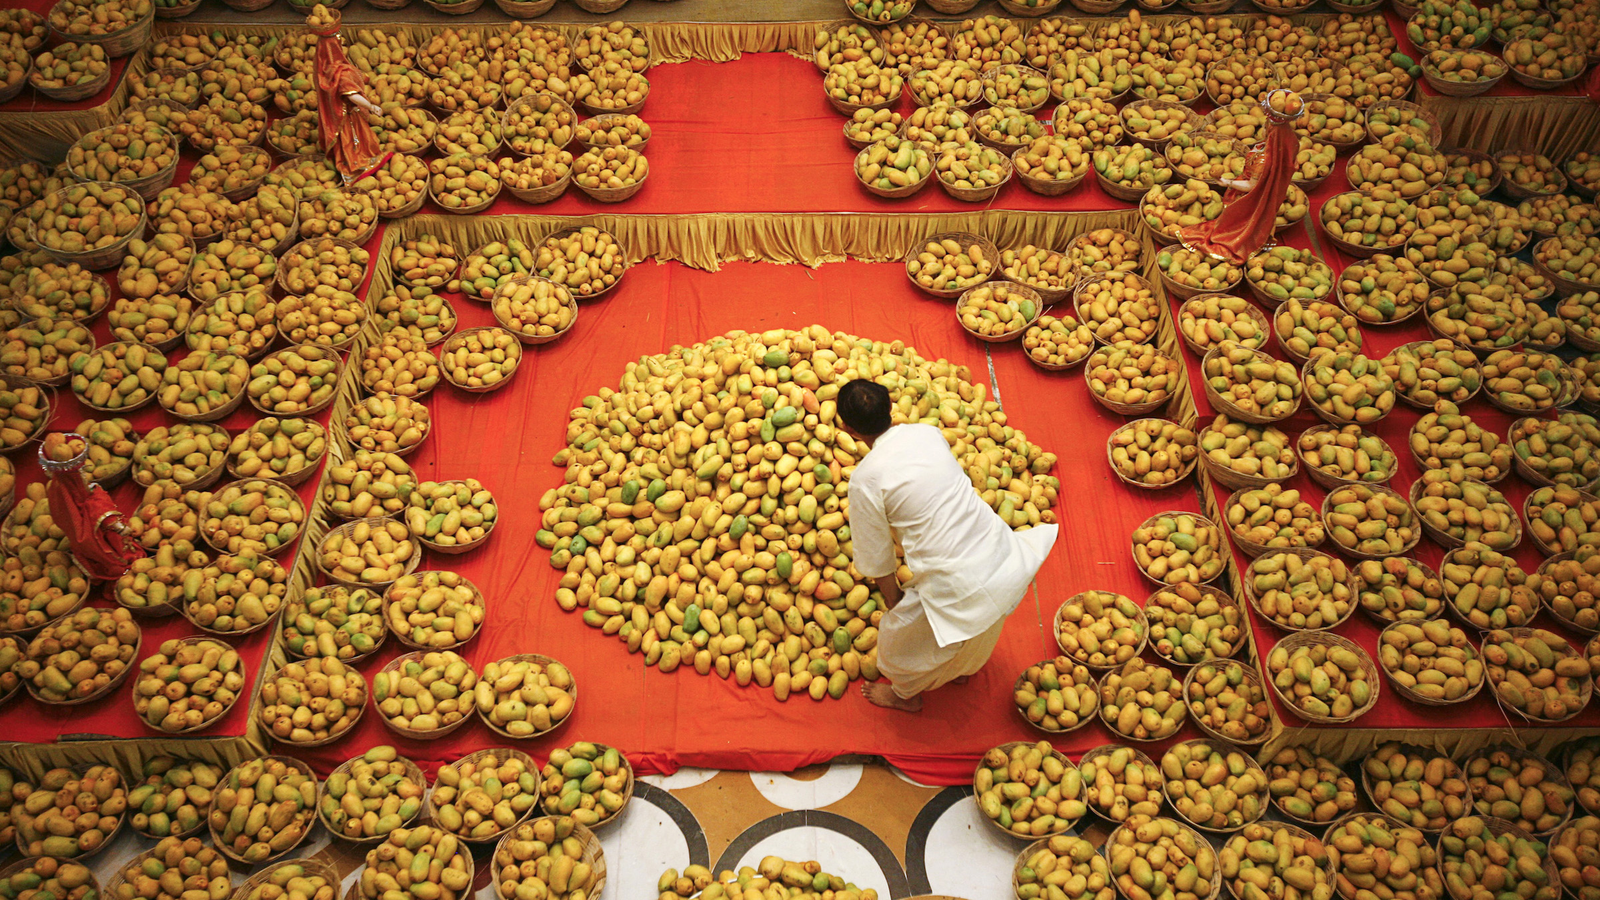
[39,434,142,581]
[309,6,390,183]
[1178,89,1304,265]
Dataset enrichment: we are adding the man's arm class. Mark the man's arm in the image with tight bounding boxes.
[846,480,900,607]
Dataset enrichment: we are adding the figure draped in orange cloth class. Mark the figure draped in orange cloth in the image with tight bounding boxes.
[1177,89,1304,266]
[38,433,142,581]
[308,3,390,183]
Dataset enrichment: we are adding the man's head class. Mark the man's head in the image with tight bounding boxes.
[837,379,892,439]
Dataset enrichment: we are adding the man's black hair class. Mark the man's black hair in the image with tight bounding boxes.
[837,379,892,436]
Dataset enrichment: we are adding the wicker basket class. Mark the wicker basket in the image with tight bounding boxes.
[371,651,479,739]
[937,153,1013,202]
[71,343,158,414]
[1012,660,1100,735]
[259,661,366,748]
[1121,100,1202,151]
[574,0,629,11]
[1537,550,1600,636]
[24,623,139,706]
[957,281,1041,343]
[573,168,647,203]
[1266,631,1381,724]
[180,566,285,639]
[1389,341,1483,410]
[904,231,998,299]
[855,142,934,199]
[973,741,1078,839]
[1244,546,1359,632]
[478,653,576,740]
[1085,346,1178,417]
[1161,739,1271,833]
[1199,343,1302,424]
[421,749,532,841]
[34,183,144,271]
[440,326,523,392]
[1460,746,1574,837]
[366,0,412,10]
[1105,418,1198,491]
[494,819,607,900]
[234,857,338,900]
[494,0,554,13]
[1443,148,1503,194]
[1365,98,1442,148]
[1132,510,1224,588]
[0,59,30,105]
[1508,65,1583,91]
[997,0,1060,13]
[317,749,428,842]
[1105,817,1223,900]
[1358,744,1471,827]
[1422,54,1505,97]
[319,516,421,592]
[11,788,124,858]
[1435,816,1563,899]
[247,345,343,418]
[1532,238,1600,298]
[576,113,647,155]
[414,480,496,554]
[0,378,53,459]
[1296,424,1396,490]
[1498,161,1568,203]
[277,236,366,296]
[424,0,486,13]
[1158,262,1241,303]
[1079,744,1165,816]
[924,0,976,9]
[1408,475,1518,553]
[384,573,486,651]
[1145,586,1247,669]
[492,275,578,345]
[1094,168,1158,203]
[1224,487,1327,558]
[1052,591,1149,672]
[1484,626,1592,723]
[203,752,315,864]
[430,176,500,215]
[32,61,109,102]
[1373,621,1487,707]
[131,636,245,733]
[153,0,200,17]
[48,2,151,58]
[1319,482,1420,561]
[1178,295,1269,357]
[1011,147,1086,197]
[227,431,326,487]
[1299,356,1395,428]
[503,168,571,204]
[1319,194,1411,259]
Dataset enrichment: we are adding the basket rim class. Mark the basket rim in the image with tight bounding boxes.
[903,231,999,299]
[1458,744,1574,837]
[1160,739,1272,833]
[1296,422,1399,489]
[233,857,340,900]
[1533,547,1600,636]
[439,325,524,391]
[1144,583,1249,667]
[1267,630,1381,724]
[1052,590,1148,671]
[1177,292,1271,356]
[1244,546,1359,632]
[200,476,306,556]
[425,746,541,843]
[478,652,577,740]
[208,754,318,865]
[1224,482,1327,558]
[317,748,429,842]
[1481,625,1593,724]
[22,617,139,706]
[383,570,488,651]
[1105,416,1198,490]
[1178,656,1272,746]
[1104,815,1223,900]
[373,648,480,739]
[1199,341,1303,424]
[318,515,422,591]
[130,634,245,734]
[1011,656,1100,735]
[1357,741,1472,831]
[1408,473,1520,552]
[1131,508,1225,588]
[973,740,1083,839]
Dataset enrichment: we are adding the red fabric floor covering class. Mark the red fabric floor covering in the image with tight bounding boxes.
[284,258,1229,784]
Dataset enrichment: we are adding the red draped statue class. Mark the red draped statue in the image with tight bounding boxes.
[1178,89,1304,265]
[309,5,390,183]
[39,434,142,581]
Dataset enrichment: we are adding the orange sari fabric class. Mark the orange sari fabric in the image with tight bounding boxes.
[1177,116,1298,264]
[314,34,383,180]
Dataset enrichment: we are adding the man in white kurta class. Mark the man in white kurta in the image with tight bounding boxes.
[838,380,1058,712]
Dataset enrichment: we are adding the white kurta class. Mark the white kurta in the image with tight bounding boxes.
[849,423,1058,697]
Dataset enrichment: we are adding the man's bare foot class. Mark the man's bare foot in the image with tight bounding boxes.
[951,676,971,685]
[862,682,922,712]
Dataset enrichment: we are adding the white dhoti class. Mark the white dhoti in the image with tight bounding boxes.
[877,594,1010,698]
